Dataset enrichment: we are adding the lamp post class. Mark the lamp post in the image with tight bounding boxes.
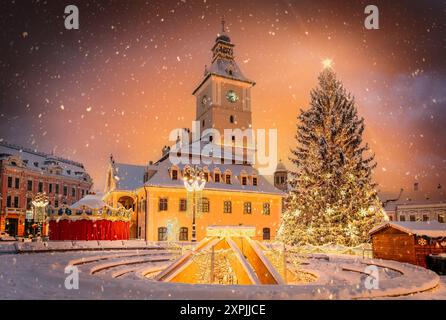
[32,192,49,239]
[183,166,206,242]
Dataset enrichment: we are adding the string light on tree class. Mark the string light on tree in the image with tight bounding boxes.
[321,58,334,69]
[279,66,385,246]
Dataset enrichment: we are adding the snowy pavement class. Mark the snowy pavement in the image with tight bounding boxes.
[0,242,17,254]
[0,250,444,300]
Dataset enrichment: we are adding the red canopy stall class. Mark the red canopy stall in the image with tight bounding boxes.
[48,195,132,241]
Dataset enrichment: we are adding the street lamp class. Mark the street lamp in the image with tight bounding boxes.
[183,166,206,242]
[32,192,49,239]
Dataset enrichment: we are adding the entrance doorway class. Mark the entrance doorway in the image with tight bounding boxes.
[118,196,136,239]
[5,218,18,236]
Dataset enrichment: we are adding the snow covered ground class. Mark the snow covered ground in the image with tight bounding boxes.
[0,247,444,300]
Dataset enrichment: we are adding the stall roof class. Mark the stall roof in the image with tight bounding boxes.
[369,221,446,238]
[70,194,108,210]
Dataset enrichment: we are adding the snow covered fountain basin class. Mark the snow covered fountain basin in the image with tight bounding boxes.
[151,226,317,285]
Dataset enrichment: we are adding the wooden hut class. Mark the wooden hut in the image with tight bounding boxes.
[369,221,446,268]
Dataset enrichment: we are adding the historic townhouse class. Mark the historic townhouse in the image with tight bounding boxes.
[0,142,92,236]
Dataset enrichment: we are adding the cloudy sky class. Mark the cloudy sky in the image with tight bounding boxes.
[0,0,445,195]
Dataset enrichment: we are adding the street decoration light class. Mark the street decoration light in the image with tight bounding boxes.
[183,166,206,242]
[32,192,49,237]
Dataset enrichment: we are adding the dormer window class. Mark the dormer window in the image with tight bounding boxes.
[172,169,178,180]
[242,176,247,185]
[253,177,258,186]
[34,162,39,167]
[214,172,220,183]
[225,173,231,184]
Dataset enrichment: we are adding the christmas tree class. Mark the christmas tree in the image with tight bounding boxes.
[279,66,385,246]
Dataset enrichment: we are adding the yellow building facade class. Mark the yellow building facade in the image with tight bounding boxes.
[103,22,285,242]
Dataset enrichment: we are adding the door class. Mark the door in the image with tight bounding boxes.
[5,218,18,236]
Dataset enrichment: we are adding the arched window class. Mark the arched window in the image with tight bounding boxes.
[158,227,168,241]
[203,167,209,182]
[225,171,232,184]
[214,169,221,183]
[158,198,168,211]
[223,201,232,214]
[263,228,271,240]
[229,115,234,123]
[199,198,210,213]
[179,227,188,241]
[171,166,178,180]
[263,203,271,215]
[240,171,248,186]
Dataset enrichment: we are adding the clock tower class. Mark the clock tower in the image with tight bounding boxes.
[192,19,256,155]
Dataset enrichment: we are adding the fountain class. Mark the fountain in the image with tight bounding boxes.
[156,226,309,285]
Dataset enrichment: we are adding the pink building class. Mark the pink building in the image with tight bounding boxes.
[0,141,92,237]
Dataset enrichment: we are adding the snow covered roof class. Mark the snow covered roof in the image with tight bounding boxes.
[208,58,254,84]
[369,221,446,238]
[192,32,255,94]
[381,184,446,211]
[113,163,146,191]
[275,160,287,173]
[144,157,284,195]
[70,195,108,210]
[0,141,89,181]
[109,152,283,195]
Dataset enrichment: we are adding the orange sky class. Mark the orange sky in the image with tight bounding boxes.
[1,1,445,196]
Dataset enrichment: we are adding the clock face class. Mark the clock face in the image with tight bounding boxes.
[226,90,239,103]
[201,95,208,106]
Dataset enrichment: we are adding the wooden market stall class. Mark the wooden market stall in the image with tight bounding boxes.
[369,221,446,268]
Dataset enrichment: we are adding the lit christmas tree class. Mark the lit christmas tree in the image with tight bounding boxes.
[279,65,385,246]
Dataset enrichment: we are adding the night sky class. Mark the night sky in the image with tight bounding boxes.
[1,0,445,195]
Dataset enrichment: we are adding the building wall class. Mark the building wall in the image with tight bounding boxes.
[0,162,92,237]
[104,190,139,239]
[195,77,253,141]
[389,205,446,223]
[124,186,282,242]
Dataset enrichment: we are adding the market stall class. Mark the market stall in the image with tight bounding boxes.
[48,195,132,241]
